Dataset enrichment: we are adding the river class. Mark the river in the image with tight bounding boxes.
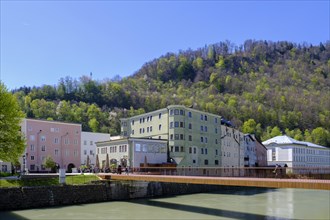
[1,187,329,220]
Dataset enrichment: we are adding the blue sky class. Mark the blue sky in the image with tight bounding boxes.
[1,1,329,90]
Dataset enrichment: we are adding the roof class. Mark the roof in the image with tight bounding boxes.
[262,135,327,149]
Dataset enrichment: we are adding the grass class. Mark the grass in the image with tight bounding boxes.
[0,174,101,188]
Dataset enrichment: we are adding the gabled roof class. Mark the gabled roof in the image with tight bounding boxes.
[262,135,327,149]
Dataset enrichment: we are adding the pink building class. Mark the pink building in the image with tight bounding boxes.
[21,119,81,172]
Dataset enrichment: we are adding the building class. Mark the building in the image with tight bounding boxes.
[253,135,268,167]
[0,160,12,174]
[262,135,330,172]
[21,119,82,172]
[120,105,222,167]
[96,138,168,170]
[81,131,110,168]
[220,124,245,169]
[243,134,257,167]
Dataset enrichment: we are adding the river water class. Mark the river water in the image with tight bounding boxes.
[1,188,329,220]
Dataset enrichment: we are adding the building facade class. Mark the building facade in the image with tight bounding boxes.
[120,105,222,167]
[21,119,82,172]
[263,135,330,171]
[81,132,110,168]
[243,134,257,167]
[253,135,268,167]
[96,138,168,170]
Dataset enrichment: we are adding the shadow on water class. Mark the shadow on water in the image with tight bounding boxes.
[0,212,29,220]
[129,199,288,220]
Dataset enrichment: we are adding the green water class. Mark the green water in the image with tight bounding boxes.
[1,188,329,220]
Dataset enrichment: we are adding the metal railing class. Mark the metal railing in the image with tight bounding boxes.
[114,166,330,180]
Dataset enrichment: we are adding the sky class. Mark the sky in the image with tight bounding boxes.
[1,1,329,90]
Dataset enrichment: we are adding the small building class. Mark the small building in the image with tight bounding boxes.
[81,132,110,169]
[263,135,330,174]
[96,138,168,170]
[0,160,12,174]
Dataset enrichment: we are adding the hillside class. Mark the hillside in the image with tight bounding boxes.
[12,40,330,147]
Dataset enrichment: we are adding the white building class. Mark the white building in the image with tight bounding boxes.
[81,132,110,168]
[96,138,168,170]
[263,135,330,170]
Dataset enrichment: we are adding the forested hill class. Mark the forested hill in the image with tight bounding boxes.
[12,40,330,147]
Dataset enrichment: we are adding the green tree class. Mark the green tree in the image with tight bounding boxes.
[0,83,25,163]
[311,127,330,146]
[43,155,56,173]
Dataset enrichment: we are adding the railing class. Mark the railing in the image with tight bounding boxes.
[118,166,330,180]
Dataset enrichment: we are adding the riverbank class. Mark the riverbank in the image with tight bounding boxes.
[0,180,235,211]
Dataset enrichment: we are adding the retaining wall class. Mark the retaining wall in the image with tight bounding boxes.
[0,181,232,211]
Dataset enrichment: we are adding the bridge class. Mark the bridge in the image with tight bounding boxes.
[99,173,330,190]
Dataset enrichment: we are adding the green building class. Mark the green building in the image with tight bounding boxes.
[120,105,222,167]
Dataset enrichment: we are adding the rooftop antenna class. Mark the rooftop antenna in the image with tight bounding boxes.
[90,72,93,79]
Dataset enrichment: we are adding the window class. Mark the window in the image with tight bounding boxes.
[175,121,179,127]
[175,146,179,152]
[150,126,153,132]
[201,126,204,131]
[189,147,192,154]
[189,135,192,141]
[180,122,184,128]
[159,124,162,130]
[204,159,208,165]
[150,116,152,121]
[170,122,174,128]
[147,127,149,132]
[135,144,141,152]
[180,110,184,115]
[180,134,184,140]
[31,155,35,160]
[215,139,218,144]
[170,134,174,140]
[65,149,70,156]
[188,112,192,118]
[180,146,184,152]
[205,137,208,143]
[132,120,134,125]
[74,150,79,157]
[64,139,69,145]
[83,140,87,145]
[41,145,46,151]
[84,150,87,155]
[193,148,196,154]
[215,128,218,133]
[55,149,59,156]
[54,138,59,144]
[201,137,204,143]
[204,126,207,132]
[215,160,219,165]
[174,109,179,115]
[159,113,162,119]
[189,123,192,129]
[30,135,35,141]
[175,134,179,140]
[193,159,196,164]
[74,139,78,145]
[201,148,204,154]
[215,118,218,123]
[201,114,203,120]
[215,149,218,155]
[204,115,208,121]
[30,144,35,151]
[90,141,93,145]
[41,136,46,142]
[205,148,208,154]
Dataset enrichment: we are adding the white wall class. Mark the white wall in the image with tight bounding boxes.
[81,132,110,167]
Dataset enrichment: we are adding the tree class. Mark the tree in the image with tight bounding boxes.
[0,83,25,163]
[43,155,56,173]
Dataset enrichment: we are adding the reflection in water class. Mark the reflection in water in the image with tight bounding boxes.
[0,188,329,220]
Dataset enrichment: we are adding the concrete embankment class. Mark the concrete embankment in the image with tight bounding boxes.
[0,181,234,211]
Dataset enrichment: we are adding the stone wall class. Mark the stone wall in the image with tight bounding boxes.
[0,181,233,211]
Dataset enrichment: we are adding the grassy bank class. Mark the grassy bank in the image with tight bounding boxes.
[0,174,100,188]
